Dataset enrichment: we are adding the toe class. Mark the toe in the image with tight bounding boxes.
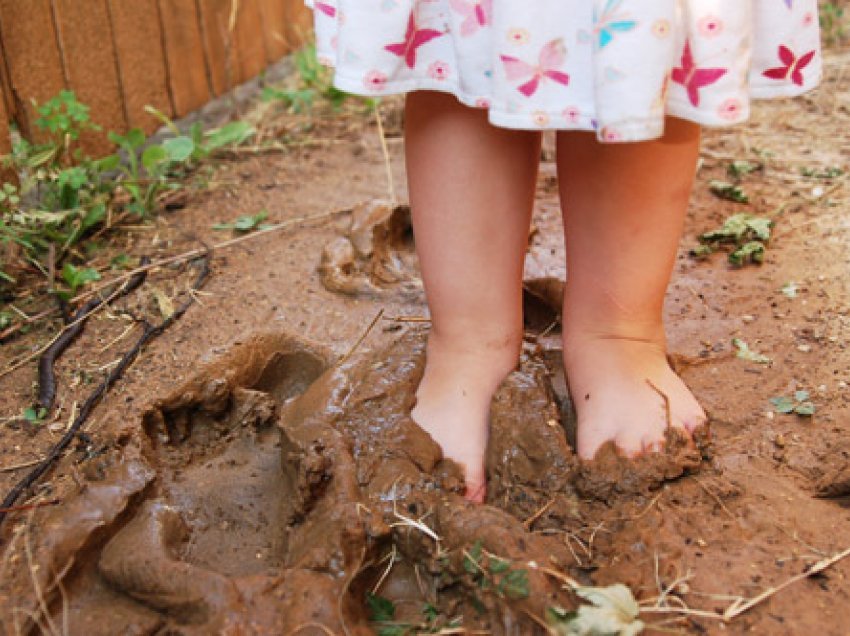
[465,481,487,504]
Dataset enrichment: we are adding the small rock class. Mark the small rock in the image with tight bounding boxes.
[742,314,756,323]
[797,344,812,353]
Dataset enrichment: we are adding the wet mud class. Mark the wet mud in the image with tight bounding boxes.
[0,329,710,634]
[319,200,421,298]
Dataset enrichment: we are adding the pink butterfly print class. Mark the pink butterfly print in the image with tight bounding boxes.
[671,40,727,107]
[762,45,815,86]
[314,1,336,17]
[449,0,492,36]
[500,39,570,98]
[384,11,444,69]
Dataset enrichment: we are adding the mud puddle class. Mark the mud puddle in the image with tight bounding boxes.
[0,327,709,635]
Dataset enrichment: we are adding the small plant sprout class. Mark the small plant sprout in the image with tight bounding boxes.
[727,160,762,179]
[732,338,772,365]
[771,391,815,417]
[59,263,101,300]
[800,165,843,179]
[23,406,48,424]
[694,213,773,266]
[709,180,749,204]
[212,210,271,233]
[462,540,530,601]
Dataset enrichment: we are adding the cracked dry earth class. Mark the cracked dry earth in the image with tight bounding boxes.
[1,49,850,635]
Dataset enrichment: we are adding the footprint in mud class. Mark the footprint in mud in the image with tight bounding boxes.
[9,329,708,635]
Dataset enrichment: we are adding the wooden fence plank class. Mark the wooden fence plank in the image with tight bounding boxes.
[0,0,66,140]
[53,0,126,155]
[107,0,174,131]
[232,0,269,81]
[157,0,212,116]
[196,0,236,96]
[258,0,288,61]
[198,0,269,96]
[282,0,312,50]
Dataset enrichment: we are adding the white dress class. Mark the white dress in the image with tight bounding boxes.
[305,0,822,142]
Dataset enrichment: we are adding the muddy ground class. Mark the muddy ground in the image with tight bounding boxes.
[1,49,849,635]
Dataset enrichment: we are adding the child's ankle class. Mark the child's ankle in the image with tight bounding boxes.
[419,329,522,396]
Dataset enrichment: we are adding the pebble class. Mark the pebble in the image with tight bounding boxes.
[797,344,812,353]
[839,380,848,389]
[742,314,755,323]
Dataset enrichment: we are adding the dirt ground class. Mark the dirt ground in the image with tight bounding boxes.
[1,47,849,635]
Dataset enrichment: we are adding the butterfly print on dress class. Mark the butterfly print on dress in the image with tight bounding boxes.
[501,39,570,97]
[762,45,815,86]
[671,40,727,106]
[449,0,493,37]
[385,10,444,69]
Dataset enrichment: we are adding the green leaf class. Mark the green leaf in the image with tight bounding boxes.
[23,406,47,423]
[770,396,796,414]
[204,121,255,150]
[732,338,771,365]
[730,241,765,266]
[709,180,749,203]
[125,128,146,149]
[82,203,106,230]
[0,312,11,330]
[111,253,131,269]
[422,603,438,623]
[689,244,713,260]
[141,145,169,172]
[163,136,195,163]
[366,592,395,622]
[728,160,762,178]
[96,154,121,171]
[489,556,511,574]
[62,263,101,291]
[795,402,815,417]
[464,540,483,574]
[499,569,530,600]
[794,390,810,402]
[213,210,269,233]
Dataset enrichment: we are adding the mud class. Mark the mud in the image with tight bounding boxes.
[0,327,712,634]
[319,200,421,298]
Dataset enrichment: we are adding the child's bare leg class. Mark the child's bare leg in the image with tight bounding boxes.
[406,91,541,501]
[556,118,707,459]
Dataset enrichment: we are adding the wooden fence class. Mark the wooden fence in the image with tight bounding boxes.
[0,0,311,156]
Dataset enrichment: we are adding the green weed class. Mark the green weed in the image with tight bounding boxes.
[821,2,848,46]
[262,44,375,113]
[0,91,255,295]
[693,213,773,266]
[771,391,815,417]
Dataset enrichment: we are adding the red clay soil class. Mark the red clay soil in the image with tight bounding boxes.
[0,49,849,635]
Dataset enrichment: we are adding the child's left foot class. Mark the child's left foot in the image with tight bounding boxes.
[564,329,706,460]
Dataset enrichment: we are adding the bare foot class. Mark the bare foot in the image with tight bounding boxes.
[411,338,518,503]
[564,331,706,460]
